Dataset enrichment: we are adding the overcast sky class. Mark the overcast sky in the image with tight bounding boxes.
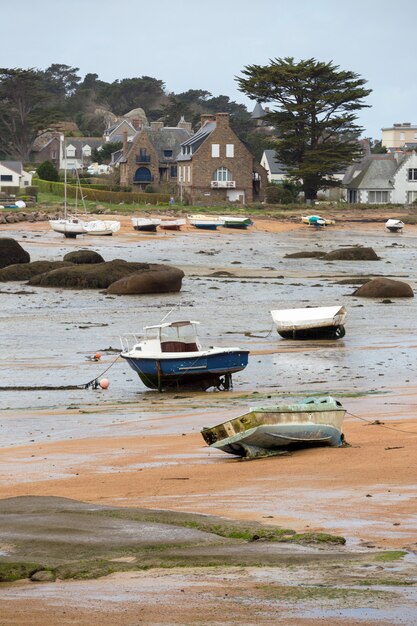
[3,0,416,139]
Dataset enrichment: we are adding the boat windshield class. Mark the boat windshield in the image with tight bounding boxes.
[144,322,198,343]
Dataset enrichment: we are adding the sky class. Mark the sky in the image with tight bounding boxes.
[2,0,417,139]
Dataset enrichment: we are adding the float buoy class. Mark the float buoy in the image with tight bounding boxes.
[99,378,109,389]
[94,352,101,361]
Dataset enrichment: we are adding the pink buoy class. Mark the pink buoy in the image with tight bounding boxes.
[94,352,101,361]
[99,378,109,389]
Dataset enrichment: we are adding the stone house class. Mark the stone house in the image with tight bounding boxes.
[177,113,267,204]
[343,150,417,204]
[103,119,137,144]
[118,119,192,189]
[32,132,103,170]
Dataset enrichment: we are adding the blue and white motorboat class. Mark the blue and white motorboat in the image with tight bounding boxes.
[201,396,346,458]
[120,320,249,391]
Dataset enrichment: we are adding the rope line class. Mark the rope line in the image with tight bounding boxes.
[346,410,417,435]
[0,354,121,392]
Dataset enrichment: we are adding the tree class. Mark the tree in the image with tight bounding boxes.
[370,139,387,154]
[237,57,372,201]
[91,141,122,164]
[37,160,59,181]
[0,68,57,160]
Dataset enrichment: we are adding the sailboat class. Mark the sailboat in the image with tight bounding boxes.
[49,153,120,238]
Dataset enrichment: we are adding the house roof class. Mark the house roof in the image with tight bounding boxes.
[343,155,402,189]
[0,161,23,175]
[65,138,103,159]
[120,127,192,164]
[251,102,267,119]
[262,150,287,175]
[177,121,216,161]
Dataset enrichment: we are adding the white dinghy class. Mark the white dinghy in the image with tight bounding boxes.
[271,305,347,339]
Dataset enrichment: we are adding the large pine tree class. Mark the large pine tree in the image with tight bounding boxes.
[237,57,372,201]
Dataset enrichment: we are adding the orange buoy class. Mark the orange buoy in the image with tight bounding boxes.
[99,378,109,389]
[94,352,101,361]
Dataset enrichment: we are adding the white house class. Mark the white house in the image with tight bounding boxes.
[0,162,33,191]
[260,150,287,183]
[343,151,417,204]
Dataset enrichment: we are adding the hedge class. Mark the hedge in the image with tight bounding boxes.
[34,178,170,205]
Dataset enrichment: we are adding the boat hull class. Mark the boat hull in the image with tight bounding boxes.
[121,350,249,390]
[278,324,345,340]
[201,397,345,458]
[133,224,158,232]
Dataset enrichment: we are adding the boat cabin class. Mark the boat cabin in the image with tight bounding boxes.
[142,320,201,353]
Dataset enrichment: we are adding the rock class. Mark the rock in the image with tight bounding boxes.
[0,260,72,281]
[353,277,414,298]
[63,250,105,264]
[0,238,30,269]
[29,259,156,289]
[323,247,380,261]
[107,264,184,294]
[30,569,56,582]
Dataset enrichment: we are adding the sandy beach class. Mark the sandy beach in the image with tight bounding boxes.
[0,211,416,624]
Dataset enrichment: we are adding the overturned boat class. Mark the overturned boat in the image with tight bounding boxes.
[302,215,335,227]
[271,305,347,340]
[132,217,161,232]
[201,396,346,458]
[120,320,249,391]
[385,219,404,232]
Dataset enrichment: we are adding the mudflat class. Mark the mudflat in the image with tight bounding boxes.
[0,212,416,624]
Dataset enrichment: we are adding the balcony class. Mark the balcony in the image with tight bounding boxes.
[136,154,151,163]
[211,180,236,188]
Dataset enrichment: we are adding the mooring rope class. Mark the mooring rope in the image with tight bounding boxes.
[0,354,121,392]
[346,410,417,435]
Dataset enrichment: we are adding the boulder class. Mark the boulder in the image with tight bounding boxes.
[0,238,30,269]
[324,247,380,261]
[30,570,56,582]
[353,277,414,298]
[29,259,155,289]
[0,260,72,281]
[107,264,184,295]
[63,250,104,264]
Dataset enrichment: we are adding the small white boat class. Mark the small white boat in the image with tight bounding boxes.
[120,319,249,391]
[271,305,347,339]
[201,396,346,458]
[159,218,186,231]
[188,215,225,230]
[385,219,404,232]
[83,220,120,236]
[132,217,161,232]
[49,216,88,238]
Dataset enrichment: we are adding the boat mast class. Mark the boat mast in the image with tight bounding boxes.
[64,140,67,218]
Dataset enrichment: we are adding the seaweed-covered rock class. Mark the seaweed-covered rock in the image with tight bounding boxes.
[0,238,30,269]
[324,247,380,261]
[29,260,155,289]
[63,250,104,264]
[353,277,414,298]
[0,260,72,281]
[107,264,184,295]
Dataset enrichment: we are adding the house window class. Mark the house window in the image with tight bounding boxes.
[368,191,389,203]
[187,166,191,182]
[82,145,92,157]
[400,132,405,140]
[24,180,29,186]
[407,191,417,204]
[0,174,13,182]
[408,168,417,181]
[213,167,232,182]
[164,150,173,158]
[211,144,220,158]
[170,165,177,177]
[226,144,234,158]
[51,150,57,159]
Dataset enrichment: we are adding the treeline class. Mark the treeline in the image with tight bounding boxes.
[0,64,276,162]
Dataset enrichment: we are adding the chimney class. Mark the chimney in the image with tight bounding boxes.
[131,117,142,130]
[122,130,128,157]
[150,121,164,131]
[177,116,192,133]
[200,113,216,127]
[215,112,230,128]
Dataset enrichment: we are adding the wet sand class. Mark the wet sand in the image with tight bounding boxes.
[1,212,417,624]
